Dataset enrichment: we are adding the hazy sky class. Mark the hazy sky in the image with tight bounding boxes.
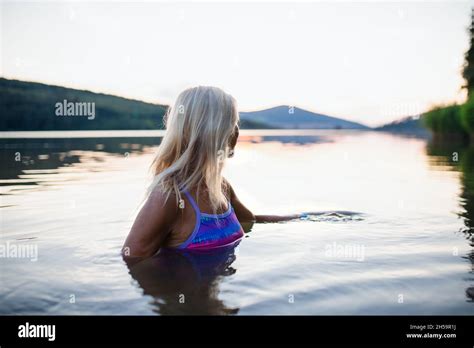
[1,0,473,126]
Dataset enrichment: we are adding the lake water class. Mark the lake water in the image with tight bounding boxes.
[1,130,473,315]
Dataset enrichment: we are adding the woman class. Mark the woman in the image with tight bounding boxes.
[123,86,302,258]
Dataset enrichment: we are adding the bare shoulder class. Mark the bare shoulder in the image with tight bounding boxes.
[147,185,180,219]
[122,186,180,258]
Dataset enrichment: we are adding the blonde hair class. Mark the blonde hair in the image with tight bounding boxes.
[148,86,239,212]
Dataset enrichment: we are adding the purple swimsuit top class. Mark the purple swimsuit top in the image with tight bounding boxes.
[176,190,244,251]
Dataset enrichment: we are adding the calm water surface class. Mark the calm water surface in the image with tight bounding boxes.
[0,130,473,315]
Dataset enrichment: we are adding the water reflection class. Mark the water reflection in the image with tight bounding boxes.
[0,132,328,192]
[0,137,161,192]
[1,131,473,314]
[258,135,330,145]
[426,140,474,241]
[125,246,240,315]
[426,139,474,301]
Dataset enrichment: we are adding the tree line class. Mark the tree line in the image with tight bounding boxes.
[424,10,474,140]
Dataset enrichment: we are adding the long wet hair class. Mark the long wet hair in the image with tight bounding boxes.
[148,86,239,212]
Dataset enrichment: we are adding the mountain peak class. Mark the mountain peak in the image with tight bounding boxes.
[240,106,368,130]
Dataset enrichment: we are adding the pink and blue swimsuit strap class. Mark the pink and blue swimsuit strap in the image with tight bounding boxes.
[178,190,243,250]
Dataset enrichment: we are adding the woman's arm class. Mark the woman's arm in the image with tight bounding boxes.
[225,180,255,222]
[225,179,302,223]
[122,187,178,259]
[254,214,302,223]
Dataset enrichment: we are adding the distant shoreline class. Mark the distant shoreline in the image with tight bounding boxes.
[1,78,429,134]
[0,129,372,139]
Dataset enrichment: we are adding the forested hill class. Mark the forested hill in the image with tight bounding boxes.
[0,78,168,131]
[0,78,275,131]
